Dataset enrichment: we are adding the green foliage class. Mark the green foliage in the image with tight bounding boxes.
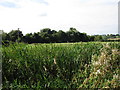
[2,42,120,89]
[94,35,103,41]
[1,27,90,44]
[1,28,120,44]
[8,29,23,42]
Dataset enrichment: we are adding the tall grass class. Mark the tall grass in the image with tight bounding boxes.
[2,42,120,88]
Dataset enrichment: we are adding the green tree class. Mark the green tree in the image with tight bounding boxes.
[66,27,89,42]
[66,27,79,42]
[40,28,54,43]
[1,31,9,41]
[94,35,103,41]
[88,35,95,41]
[24,33,34,43]
[32,32,42,43]
[56,30,67,42]
[8,29,23,42]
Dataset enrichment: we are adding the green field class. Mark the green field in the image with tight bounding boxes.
[2,42,120,89]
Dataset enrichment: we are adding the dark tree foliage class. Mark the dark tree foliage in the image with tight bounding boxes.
[56,30,67,43]
[23,33,34,43]
[8,29,23,42]
[88,35,95,41]
[1,28,120,44]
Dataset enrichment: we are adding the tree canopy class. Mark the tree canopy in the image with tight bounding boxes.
[1,28,120,44]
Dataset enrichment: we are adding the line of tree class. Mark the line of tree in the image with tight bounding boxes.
[1,27,120,44]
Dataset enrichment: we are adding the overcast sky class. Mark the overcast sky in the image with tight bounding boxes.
[0,0,119,35]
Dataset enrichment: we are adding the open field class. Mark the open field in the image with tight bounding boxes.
[2,42,120,89]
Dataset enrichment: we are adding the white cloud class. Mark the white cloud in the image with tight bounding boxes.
[0,0,119,35]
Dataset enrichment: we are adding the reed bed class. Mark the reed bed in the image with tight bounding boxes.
[2,42,120,89]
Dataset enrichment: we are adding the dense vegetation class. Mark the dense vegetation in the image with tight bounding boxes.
[1,28,120,45]
[1,28,120,88]
[2,42,120,89]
